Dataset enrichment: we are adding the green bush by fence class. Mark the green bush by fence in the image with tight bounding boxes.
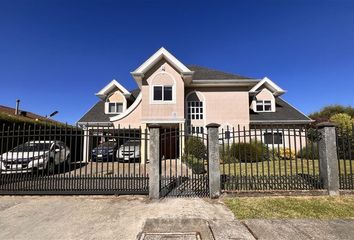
[182,136,207,174]
[220,141,268,163]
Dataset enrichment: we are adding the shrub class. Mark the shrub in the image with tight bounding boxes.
[296,144,319,159]
[182,136,207,174]
[184,136,207,160]
[220,141,268,163]
[220,145,237,163]
[276,148,296,160]
[181,155,206,174]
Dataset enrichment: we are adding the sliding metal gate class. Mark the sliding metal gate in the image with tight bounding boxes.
[0,123,149,195]
[159,127,209,197]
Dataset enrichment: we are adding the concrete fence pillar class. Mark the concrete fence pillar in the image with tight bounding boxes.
[317,122,340,196]
[148,124,160,199]
[206,123,221,198]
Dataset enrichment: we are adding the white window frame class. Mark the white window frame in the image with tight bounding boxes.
[255,100,272,112]
[187,101,204,120]
[187,125,204,135]
[151,85,175,104]
[105,102,124,114]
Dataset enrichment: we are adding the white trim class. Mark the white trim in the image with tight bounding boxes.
[149,71,176,104]
[95,79,131,99]
[131,47,193,87]
[142,119,185,124]
[185,90,206,127]
[254,100,273,113]
[249,77,285,96]
[109,93,142,122]
[132,47,191,75]
[190,79,259,87]
[150,85,175,104]
[105,102,124,114]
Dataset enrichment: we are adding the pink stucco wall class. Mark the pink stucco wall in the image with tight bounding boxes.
[141,60,185,122]
[112,98,142,128]
[186,87,250,129]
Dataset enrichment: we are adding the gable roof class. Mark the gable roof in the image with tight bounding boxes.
[187,65,254,80]
[131,47,194,87]
[249,77,285,96]
[130,88,141,99]
[250,97,312,124]
[95,79,131,100]
[132,47,192,75]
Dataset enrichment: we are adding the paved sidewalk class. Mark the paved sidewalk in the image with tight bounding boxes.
[0,196,353,240]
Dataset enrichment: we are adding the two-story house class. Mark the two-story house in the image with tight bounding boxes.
[78,47,312,162]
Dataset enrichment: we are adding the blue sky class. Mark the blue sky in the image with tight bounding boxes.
[0,0,353,124]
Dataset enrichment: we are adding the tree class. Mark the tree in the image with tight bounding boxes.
[330,113,354,133]
[309,105,354,122]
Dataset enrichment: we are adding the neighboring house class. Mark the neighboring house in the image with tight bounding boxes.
[0,104,60,125]
[78,47,312,161]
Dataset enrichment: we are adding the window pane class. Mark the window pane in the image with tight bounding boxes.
[200,114,203,120]
[164,86,172,100]
[116,103,123,113]
[264,133,273,144]
[264,104,271,111]
[274,133,283,144]
[225,131,231,139]
[153,86,162,100]
[256,105,263,111]
[108,103,115,113]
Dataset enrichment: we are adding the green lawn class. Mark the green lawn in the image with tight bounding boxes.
[224,196,354,219]
[220,159,353,176]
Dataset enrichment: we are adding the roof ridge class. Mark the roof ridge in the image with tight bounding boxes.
[186,64,254,80]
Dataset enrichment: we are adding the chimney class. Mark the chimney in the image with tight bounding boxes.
[15,99,20,115]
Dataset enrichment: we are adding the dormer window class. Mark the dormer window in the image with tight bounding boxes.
[107,102,123,114]
[256,100,272,112]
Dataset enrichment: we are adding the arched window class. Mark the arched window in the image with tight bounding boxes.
[186,92,204,120]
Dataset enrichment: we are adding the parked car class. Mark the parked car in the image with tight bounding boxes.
[0,141,70,174]
[117,140,140,162]
[91,141,118,161]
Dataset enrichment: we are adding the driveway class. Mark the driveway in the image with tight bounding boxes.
[0,195,353,240]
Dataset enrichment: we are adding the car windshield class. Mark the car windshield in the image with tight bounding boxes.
[97,142,116,148]
[123,140,140,146]
[11,143,52,152]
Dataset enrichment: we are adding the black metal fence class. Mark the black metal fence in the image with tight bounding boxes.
[159,127,209,197]
[0,123,149,195]
[220,125,323,191]
[336,126,354,190]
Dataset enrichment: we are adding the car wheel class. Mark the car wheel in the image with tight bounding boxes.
[46,159,56,175]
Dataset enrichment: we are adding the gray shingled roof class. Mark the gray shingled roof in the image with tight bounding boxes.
[78,101,115,123]
[130,88,141,98]
[187,65,254,80]
[250,98,312,124]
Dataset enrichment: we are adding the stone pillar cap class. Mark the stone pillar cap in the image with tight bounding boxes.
[206,123,221,128]
[317,122,337,128]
